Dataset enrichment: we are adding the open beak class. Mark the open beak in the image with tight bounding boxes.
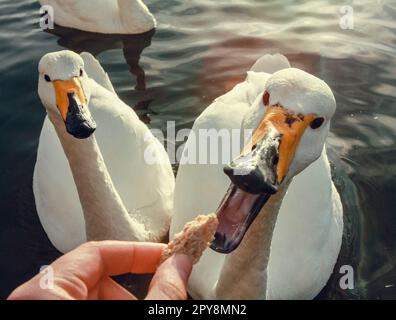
[53,78,96,139]
[211,105,315,254]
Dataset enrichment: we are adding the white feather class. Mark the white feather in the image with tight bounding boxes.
[80,52,116,94]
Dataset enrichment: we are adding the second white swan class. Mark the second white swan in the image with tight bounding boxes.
[35,50,174,253]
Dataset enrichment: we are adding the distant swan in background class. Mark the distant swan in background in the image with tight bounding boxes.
[39,0,156,34]
[171,54,343,299]
[34,50,174,253]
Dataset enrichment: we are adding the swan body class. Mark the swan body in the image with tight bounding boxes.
[39,0,156,34]
[170,54,343,299]
[34,51,174,253]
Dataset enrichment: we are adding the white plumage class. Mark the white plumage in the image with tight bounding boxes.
[170,54,343,299]
[39,0,156,34]
[34,51,174,253]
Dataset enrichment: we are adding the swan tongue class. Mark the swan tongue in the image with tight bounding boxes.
[210,184,271,254]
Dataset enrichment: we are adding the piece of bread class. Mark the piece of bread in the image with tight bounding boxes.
[161,214,219,264]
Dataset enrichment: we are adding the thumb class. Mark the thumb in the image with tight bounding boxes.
[145,254,193,300]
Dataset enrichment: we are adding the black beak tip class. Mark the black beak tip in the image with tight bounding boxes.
[223,164,234,177]
[223,165,278,195]
[66,118,97,139]
[67,125,96,139]
[65,92,96,139]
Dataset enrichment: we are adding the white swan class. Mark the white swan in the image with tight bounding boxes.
[170,54,343,299]
[34,50,174,253]
[39,0,156,34]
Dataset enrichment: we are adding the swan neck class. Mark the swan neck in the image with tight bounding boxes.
[47,111,143,242]
[215,183,289,299]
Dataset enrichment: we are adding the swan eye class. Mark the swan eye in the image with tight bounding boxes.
[310,117,325,129]
[263,91,270,106]
[80,69,84,77]
[44,74,51,82]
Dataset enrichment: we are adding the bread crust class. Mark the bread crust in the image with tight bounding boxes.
[161,214,219,264]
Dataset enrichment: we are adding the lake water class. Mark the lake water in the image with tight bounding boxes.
[0,0,395,299]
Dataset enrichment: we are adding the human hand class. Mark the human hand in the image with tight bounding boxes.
[8,241,192,300]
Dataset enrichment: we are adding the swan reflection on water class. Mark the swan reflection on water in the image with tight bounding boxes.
[45,25,156,123]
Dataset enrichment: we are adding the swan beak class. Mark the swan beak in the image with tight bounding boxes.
[243,105,316,185]
[53,78,96,139]
[211,105,315,254]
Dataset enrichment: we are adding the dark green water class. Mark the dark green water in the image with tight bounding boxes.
[0,0,395,299]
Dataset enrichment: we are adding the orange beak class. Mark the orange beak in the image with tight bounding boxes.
[243,105,315,184]
[53,78,87,122]
[51,77,96,139]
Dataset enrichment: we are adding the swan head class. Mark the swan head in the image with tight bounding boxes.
[38,50,96,139]
[212,68,336,253]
